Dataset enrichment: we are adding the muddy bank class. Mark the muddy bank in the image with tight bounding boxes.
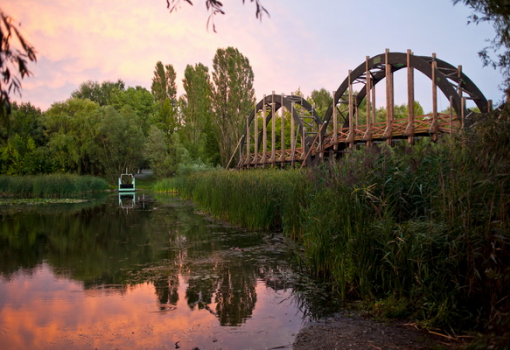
[293,312,463,350]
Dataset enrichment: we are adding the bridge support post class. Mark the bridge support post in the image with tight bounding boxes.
[271,91,276,167]
[245,114,250,168]
[384,48,394,145]
[280,93,285,166]
[348,70,355,148]
[253,103,259,168]
[262,94,267,168]
[461,97,466,129]
[290,102,296,167]
[372,77,377,124]
[449,95,454,134]
[332,91,338,152]
[406,49,415,144]
[364,56,373,146]
[431,53,439,141]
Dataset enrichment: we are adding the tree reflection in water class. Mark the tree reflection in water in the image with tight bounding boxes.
[0,194,336,335]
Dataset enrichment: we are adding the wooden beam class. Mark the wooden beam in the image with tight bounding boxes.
[431,53,438,141]
[280,93,285,163]
[461,96,465,129]
[271,91,276,167]
[449,95,453,134]
[372,77,376,124]
[406,49,415,144]
[385,48,394,145]
[254,102,258,167]
[290,102,296,167]
[365,56,372,146]
[348,69,354,148]
[246,114,250,167]
[333,90,338,151]
[262,94,267,167]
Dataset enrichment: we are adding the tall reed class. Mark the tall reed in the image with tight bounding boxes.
[0,174,108,197]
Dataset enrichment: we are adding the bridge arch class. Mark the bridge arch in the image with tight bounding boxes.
[320,50,489,150]
[233,50,490,168]
[235,93,321,167]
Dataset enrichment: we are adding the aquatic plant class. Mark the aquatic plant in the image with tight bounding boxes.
[0,174,108,197]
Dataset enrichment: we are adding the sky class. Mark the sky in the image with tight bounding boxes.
[3,0,504,113]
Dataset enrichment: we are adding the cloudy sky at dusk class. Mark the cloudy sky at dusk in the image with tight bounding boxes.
[3,0,504,112]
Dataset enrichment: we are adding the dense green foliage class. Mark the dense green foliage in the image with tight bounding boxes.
[156,109,510,344]
[211,47,255,166]
[0,174,107,197]
[0,47,260,181]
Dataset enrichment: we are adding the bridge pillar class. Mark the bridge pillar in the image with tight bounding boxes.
[431,53,439,141]
[364,56,373,146]
[406,49,415,144]
[245,114,250,168]
[332,91,338,152]
[290,102,296,167]
[384,48,394,145]
[348,70,355,148]
[254,102,258,167]
[262,94,267,168]
[271,91,276,167]
[280,93,285,165]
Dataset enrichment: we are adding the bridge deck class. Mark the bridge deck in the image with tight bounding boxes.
[239,113,461,167]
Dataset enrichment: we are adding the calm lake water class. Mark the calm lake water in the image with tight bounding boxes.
[0,194,328,350]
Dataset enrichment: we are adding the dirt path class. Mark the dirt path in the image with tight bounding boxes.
[293,312,463,350]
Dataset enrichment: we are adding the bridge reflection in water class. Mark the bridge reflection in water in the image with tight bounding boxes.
[233,49,491,169]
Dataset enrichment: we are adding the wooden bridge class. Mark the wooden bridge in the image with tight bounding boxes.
[230,50,491,169]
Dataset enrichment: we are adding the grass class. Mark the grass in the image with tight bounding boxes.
[154,107,510,345]
[0,174,108,197]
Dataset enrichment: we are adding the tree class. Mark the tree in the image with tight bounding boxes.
[151,61,179,137]
[166,0,268,31]
[211,47,255,166]
[96,105,146,181]
[0,9,37,125]
[110,86,154,136]
[309,88,332,118]
[43,98,102,174]
[71,80,126,106]
[146,125,189,177]
[151,61,177,104]
[453,0,510,96]
[0,102,49,175]
[180,63,218,162]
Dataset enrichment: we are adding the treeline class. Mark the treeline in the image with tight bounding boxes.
[0,47,256,181]
[156,107,510,345]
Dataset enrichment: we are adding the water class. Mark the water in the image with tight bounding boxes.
[0,194,323,350]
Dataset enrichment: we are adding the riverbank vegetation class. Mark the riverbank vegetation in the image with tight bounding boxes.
[155,108,510,346]
[0,174,107,197]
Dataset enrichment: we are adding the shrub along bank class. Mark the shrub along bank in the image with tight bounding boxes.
[155,110,510,345]
[0,174,108,197]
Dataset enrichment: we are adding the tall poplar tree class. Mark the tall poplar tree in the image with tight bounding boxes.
[181,63,218,162]
[211,47,255,166]
[151,61,177,104]
[151,61,178,135]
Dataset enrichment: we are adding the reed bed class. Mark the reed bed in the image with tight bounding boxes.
[154,111,510,343]
[0,174,108,197]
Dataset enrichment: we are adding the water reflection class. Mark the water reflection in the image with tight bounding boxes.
[0,194,320,349]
